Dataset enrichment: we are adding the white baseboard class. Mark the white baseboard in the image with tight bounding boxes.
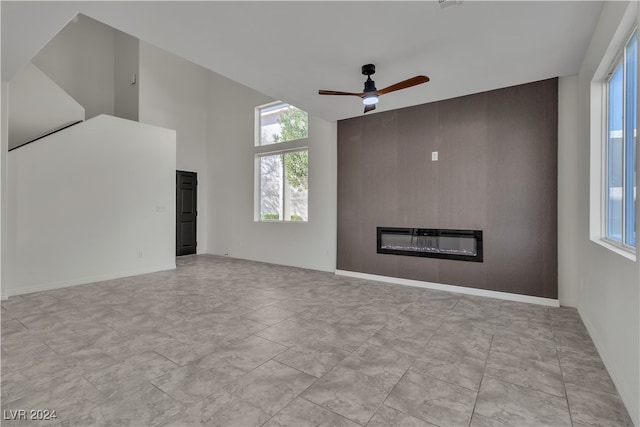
[334,269,560,307]
[578,307,639,426]
[3,264,176,298]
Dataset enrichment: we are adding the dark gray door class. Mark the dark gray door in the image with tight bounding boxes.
[176,171,197,256]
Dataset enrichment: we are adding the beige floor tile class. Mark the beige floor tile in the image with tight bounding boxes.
[0,255,632,427]
[411,345,485,391]
[339,342,414,386]
[385,369,477,426]
[485,349,565,397]
[274,344,351,378]
[473,377,571,427]
[264,397,360,427]
[303,365,393,425]
[225,360,316,416]
[368,405,438,427]
[565,384,634,427]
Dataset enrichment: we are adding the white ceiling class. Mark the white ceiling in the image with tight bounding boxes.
[1,1,602,121]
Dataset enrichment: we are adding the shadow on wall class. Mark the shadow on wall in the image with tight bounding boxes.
[30,13,140,122]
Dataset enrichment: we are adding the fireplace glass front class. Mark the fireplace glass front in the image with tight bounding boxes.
[377,227,483,262]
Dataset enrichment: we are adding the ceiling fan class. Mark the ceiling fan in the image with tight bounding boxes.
[318,64,430,113]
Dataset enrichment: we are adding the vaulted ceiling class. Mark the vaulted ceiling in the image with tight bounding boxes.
[2,1,602,121]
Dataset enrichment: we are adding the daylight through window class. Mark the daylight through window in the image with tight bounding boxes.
[255,102,309,222]
[259,150,308,221]
[605,29,637,249]
[258,103,308,146]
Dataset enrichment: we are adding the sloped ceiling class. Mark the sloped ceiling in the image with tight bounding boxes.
[1,1,602,121]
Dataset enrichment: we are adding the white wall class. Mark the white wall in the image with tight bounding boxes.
[138,41,210,254]
[208,71,337,272]
[6,115,176,297]
[568,1,639,423]
[32,14,116,119]
[1,82,8,299]
[138,41,338,268]
[114,31,139,121]
[30,14,140,122]
[557,75,580,307]
[8,62,85,150]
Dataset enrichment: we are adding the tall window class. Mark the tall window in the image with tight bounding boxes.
[605,30,636,249]
[255,102,309,222]
[257,103,308,146]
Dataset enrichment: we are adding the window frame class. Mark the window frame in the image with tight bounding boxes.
[255,101,309,147]
[255,147,309,222]
[253,101,310,223]
[602,28,637,253]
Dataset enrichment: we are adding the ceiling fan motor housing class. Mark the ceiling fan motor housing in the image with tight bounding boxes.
[362,64,377,93]
[362,64,376,76]
[364,78,377,93]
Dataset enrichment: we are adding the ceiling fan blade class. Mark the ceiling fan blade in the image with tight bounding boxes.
[376,76,430,96]
[364,104,376,113]
[318,90,364,97]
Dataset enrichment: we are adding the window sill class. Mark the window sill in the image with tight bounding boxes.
[593,238,637,262]
[255,220,308,224]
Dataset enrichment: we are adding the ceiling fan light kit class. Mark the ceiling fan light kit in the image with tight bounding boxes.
[318,64,429,114]
[363,94,379,106]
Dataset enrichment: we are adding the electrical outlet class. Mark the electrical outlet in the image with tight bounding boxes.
[432,151,438,161]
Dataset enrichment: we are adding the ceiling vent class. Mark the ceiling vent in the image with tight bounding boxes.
[439,0,463,8]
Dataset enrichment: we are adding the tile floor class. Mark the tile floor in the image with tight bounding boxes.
[1,255,633,427]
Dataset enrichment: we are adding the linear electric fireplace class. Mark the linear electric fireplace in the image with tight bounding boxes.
[377,227,483,262]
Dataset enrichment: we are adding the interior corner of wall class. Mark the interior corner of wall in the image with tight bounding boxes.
[0,82,8,297]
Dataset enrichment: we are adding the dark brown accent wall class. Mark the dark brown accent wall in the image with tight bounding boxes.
[337,78,558,299]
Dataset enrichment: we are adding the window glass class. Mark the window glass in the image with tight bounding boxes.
[258,150,308,221]
[258,103,308,146]
[605,30,637,249]
[260,154,283,221]
[624,33,637,247]
[607,64,624,242]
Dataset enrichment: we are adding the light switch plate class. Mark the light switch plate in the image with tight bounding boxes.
[432,151,438,161]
